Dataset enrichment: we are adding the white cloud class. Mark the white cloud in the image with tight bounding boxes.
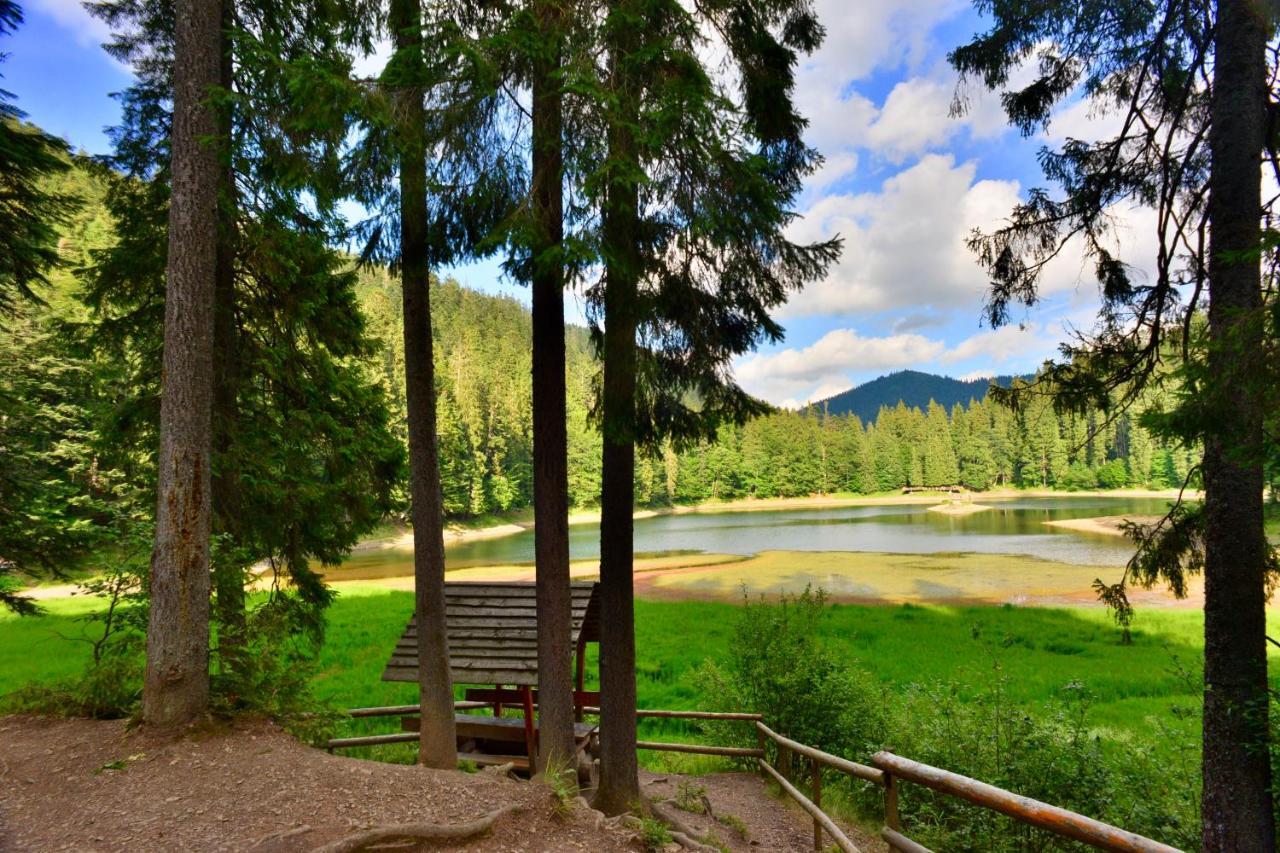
[806,152,860,195]
[30,0,112,48]
[786,151,1164,322]
[735,328,947,405]
[940,323,1050,365]
[861,74,1007,163]
[785,154,1022,317]
[806,0,967,83]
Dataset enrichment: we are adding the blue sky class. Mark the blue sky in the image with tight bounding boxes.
[5,0,1146,408]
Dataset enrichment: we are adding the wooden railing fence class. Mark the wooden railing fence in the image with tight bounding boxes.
[327,704,1182,852]
[750,721,1180,853]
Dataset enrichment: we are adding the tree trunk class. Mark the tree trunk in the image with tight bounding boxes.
[594,6,641,814]
[1201,0,1273,848]
[143,0,220,727]
[391,0,456,770]
[211,0,245,661]
[530,0,574,775]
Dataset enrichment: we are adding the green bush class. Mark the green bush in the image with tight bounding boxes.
[1095,459,1130,489]
[693,587,887,771]
[1060,462,1098,492]
[3,558,147,718]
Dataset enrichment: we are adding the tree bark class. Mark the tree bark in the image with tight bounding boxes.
[391,0,457,769]
[211,0,245,660]
[1201,0,1273,848]
[143,0,220,727]
[530,0,574,775]
[594,4,641,814]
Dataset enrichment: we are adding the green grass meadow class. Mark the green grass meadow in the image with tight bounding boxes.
[2,583,1261,774]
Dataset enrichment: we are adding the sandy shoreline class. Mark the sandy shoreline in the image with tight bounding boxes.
[1042,515,1164,537]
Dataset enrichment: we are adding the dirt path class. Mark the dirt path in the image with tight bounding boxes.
[0,716,632,852]
[0,716,876,852]
[639,770,883,852]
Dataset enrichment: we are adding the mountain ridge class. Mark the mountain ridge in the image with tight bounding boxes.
[805,369,1021,422]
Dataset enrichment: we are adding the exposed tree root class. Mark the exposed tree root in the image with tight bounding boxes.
[250,824,313,848]
[309,805,520,853]
[648,801,717,852]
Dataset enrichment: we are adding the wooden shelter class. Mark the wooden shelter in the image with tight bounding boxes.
[383,581,601,769]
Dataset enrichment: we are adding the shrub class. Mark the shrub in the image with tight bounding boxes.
[638,816,673,851]
[693,587,887,773]
[3,556,147,719]
[210,592,325,724]
[1095,459,1130,489]
[1060,462,1098,492]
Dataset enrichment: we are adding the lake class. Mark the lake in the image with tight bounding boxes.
[448,496,1170,566]
[334,496,1175,579]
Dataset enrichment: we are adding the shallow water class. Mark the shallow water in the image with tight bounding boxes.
[336,496,1175,579]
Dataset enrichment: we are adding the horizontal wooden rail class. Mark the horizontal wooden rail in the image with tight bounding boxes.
[881,826,931,853]
[872,752,1181,853]
[756,721,885,786]
[345,701,490,718]
[636,741,764,758]
[328,732,418,749]
[759,759,860,853]
[580,707,763,721]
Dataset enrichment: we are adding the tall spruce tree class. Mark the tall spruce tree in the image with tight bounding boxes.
[950,0,1277,844]
[86,0,402,699]
[385,0,457,769]
[348,0,522,767]
[143,0,220,726]
[587,0,837,812]
[529,0,575,772]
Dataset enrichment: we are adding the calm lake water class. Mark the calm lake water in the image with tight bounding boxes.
[408,496,1171,571]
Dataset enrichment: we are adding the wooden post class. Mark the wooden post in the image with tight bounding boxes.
[778,740,792,781]
[884,770,900,831]
[812,758,823,851]
[521,685,537,766]
[756,724,768,779]
[574,635,588,722]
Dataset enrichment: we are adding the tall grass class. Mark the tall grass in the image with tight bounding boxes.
[2,586,1235,758]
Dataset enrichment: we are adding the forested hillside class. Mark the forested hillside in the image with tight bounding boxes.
[664,395,1196,502]
[353,270,599,517]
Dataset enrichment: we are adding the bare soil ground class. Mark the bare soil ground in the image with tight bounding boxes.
[639,770,883,853]
[0,716,629,853]
[0,716,876,852]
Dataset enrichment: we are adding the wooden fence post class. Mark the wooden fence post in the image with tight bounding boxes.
[884,770,900,831]
[812,758,823,851]
[778,741,792,781]
[756,724,768,779]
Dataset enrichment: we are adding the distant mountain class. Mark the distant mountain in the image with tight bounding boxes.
[808,370,1021,422]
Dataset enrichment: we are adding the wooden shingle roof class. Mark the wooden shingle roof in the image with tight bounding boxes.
[382,581,601,687]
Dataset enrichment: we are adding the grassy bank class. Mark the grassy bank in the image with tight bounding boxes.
[2,585,1253,769]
